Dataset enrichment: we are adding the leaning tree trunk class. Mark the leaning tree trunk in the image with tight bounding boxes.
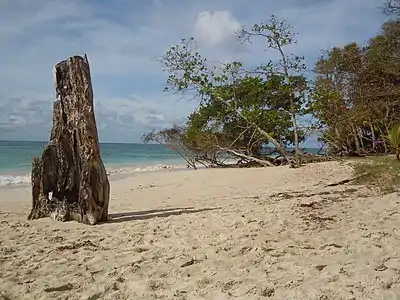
[28,55,110,225]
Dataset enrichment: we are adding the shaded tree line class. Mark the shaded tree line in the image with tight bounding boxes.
[310,20,400,156]
[143,9,400,168]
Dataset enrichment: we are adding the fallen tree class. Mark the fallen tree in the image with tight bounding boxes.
[142,125,199,169]
[143,123,330,169]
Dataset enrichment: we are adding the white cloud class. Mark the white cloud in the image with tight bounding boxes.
[193,10,241,47]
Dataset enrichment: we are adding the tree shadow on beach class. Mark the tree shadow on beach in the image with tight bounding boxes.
[107,206,220,223]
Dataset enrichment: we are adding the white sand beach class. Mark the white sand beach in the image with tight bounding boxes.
[1,161,400,300]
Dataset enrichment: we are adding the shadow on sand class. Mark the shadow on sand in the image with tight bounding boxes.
[107,206,220,223]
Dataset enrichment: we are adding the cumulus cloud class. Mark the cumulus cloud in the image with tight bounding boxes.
[193,10,241,47]
[0,0,390,143]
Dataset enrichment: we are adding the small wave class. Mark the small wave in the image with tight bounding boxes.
[0,174,31,186]
[0,164,188,186]
[106,164,187,175]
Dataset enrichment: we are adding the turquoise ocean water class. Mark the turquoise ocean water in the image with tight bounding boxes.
[0,141,184,185]
[0,141,321,185]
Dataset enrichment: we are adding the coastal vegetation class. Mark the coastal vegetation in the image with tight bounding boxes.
[352,155,400,193]
[143,2,400,170]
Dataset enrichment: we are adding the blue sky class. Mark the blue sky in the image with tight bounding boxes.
[0,0,390,144]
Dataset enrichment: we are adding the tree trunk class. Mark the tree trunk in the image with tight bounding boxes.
[291,111,302,167]
[357,127,365,152]
[28,55,110,225]
[378,126,388,153]
[233,109,292,162]
[369,120,376,150]
[352,125,361,154]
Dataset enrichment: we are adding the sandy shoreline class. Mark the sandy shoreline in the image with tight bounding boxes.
[1,161,400,299]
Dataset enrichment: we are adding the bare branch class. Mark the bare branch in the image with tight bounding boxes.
[222,148,274,166]
[383,0,400,16]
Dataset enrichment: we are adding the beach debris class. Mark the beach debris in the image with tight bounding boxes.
[299,201,319,208]
[303,214,336,223]
[326,173,369,187]
[245,285,275,297]
[112,282,119,290]
[271,188,358,200]
[55,240,103,251]
[133,246,149,253]
[148,279,165,291]
[261,287,275,297]
[135,183,156,190]
[27,55,110,225]
[44,283,73,292]
[87,292,103,300]
[315,264,327,271]
[374,263,388,271]
[180,257,202,267]
[320,243,344,250]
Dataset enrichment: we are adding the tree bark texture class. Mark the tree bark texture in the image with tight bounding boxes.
[28,55,110,225]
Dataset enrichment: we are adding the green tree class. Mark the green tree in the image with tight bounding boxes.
[386,124,400,161]
[310,21,400,156]
[156,16,309,167]
[142,125,198,169]
[184,75,303,163]
[238,15,308,166]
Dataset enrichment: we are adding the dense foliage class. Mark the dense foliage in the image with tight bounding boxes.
[143,7,400,168]
[310,21,400,155]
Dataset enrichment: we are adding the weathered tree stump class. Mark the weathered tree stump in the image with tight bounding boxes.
[28,55,110,225]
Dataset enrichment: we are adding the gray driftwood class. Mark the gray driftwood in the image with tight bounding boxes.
[28,55,110,225]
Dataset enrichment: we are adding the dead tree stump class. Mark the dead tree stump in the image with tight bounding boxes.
[28,55,110,225]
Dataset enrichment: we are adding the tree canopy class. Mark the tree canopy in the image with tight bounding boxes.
[143,9,400,169]
[310,20,400,155]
